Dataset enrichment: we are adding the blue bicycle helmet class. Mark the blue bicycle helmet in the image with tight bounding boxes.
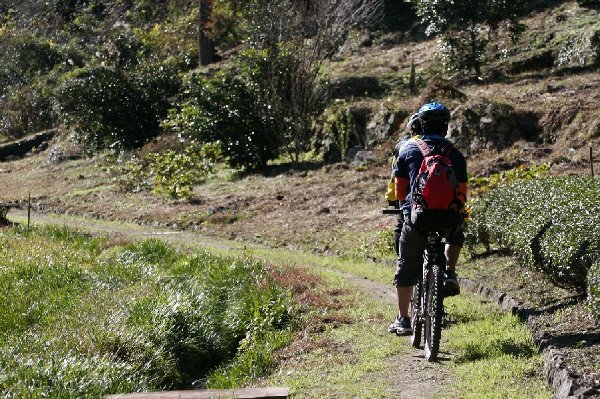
[417,102,451,123]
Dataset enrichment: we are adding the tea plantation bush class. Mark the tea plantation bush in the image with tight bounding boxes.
[466,176,600,316]
[0,227,295,397]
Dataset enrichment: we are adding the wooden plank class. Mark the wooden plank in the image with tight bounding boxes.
[105,387,289,399]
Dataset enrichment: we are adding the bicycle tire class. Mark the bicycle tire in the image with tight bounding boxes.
[424,264,444,361]
[410,280,423,348]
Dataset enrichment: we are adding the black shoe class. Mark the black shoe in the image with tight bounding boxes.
[444,270,460,297]
[388,315,412,335]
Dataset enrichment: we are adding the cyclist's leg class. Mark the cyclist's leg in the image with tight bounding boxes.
[443,227,465,295]
[393,221,426,317]
[393,212,404,256]
[445,243,461,270]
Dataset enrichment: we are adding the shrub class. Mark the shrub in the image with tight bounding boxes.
[58,64,180,151]
[145,143,221,199]
[115,142,221,200]
[0,33,64,86]
[466,176,600,293]
[0,82,59,138]
[165,66,282,170]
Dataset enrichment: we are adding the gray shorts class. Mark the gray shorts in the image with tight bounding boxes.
[393,220,465,287]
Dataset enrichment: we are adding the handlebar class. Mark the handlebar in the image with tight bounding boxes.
[382,209,403,215]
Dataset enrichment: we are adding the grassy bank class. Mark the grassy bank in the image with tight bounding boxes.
[0,225,294,398]
[442,296,551,399]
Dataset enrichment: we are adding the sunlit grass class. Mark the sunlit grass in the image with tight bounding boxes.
[1,216,555,398]
[441,295,552,399]
[0,226,295,398]
[258,271,405,398]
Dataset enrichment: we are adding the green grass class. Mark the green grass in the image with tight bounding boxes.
[0,225,295,398]
[441,295,551,399]
[257,271,405,398]
[2,214,555,398]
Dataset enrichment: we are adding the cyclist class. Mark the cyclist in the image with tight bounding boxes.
[385,113,422,255]
[388,101,468,335]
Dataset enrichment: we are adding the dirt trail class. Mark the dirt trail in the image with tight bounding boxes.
[6,209,451,398]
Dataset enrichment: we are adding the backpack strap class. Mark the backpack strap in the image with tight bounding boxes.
[416,138,454,157]
[414,139,432,157]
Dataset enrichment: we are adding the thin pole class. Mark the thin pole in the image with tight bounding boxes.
[591,146,594,178]
[27,192,31,231]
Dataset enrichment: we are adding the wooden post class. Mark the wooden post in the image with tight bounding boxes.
[27,192,31,231]
[591,146,595,178]
[409,57,416,95]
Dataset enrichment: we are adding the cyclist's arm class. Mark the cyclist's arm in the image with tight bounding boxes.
[393,148,410,201]
[454,150,468,206]
[395,177,409,201]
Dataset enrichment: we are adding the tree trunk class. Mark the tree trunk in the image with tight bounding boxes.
[199,0,216,66]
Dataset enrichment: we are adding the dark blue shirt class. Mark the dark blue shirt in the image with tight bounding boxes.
[393,135,468,215]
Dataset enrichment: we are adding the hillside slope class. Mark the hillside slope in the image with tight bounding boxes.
[0,0,599,396]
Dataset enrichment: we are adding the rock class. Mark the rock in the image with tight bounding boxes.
[346,146,363,162]
[351,150,377,167]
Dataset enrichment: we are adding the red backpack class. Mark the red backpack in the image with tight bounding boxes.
[413,139,458,210]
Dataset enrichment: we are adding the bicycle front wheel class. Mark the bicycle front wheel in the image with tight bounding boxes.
[424,264,444,361]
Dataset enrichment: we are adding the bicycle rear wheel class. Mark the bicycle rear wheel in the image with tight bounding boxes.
[424,264,444,361]
[410,280,423,348]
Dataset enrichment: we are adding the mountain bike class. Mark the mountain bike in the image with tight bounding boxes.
[383,208,449,362]
[409,231,446,361]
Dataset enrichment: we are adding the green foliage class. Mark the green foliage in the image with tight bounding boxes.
[0,227,295,396]
[58,64,180,151]
[165,57,283,170]
[0,81,59,138]
[116,142,221,200]
[0,32,66,137]
[0,32,64,90]
[323,109,357,160]
[145,143,221,199]
[210,0,247,51]
[413,0,527,76]
[205,329,293,388]
[134,11,199,69]
[469,163,551,198]
[466,177,600,293]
